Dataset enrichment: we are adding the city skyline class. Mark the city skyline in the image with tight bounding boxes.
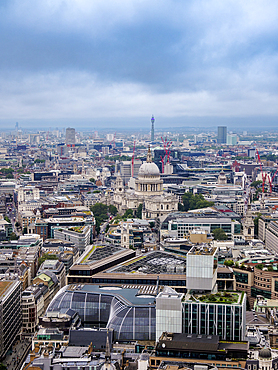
[0,1,278,129]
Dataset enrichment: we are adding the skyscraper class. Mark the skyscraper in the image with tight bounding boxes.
[217,126,227,144]
[66,127,75,145]
[151,115,155,142]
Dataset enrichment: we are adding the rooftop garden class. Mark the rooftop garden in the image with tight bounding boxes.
[255,263,278,271]
[197,291,239,304]
[69,226,85,233]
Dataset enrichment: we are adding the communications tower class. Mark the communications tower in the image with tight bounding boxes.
[151,115,155,142]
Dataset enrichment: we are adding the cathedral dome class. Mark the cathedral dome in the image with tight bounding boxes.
[138,162,160,177]
[259,347,272,359]
[138,147,160,177]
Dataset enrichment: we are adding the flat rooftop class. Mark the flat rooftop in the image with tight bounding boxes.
[79,244,128,265]
[0,280,13,298]
[106,250,186,275]
[187,245,217,256]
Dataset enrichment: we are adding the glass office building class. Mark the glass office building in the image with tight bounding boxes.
[182,293,246,341]
[46,284,156,341]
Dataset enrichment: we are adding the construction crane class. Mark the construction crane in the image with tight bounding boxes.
[131,141,136,177]
[268,167,278,194]
[160,154,166,173]
[161,137,172,164]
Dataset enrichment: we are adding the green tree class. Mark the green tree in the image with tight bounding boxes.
[34,159,45,163]
[251,180,262,189]
[224,260,234,267]
[212,228,227,241]
[89,178,95,183]
[38,253,59,267]
[108,205,118,216]
[4,216,10,223]
[179,192,214,212]
[123,209,134,219]
[9,232,19,241]
[136,203,143,219]
[90,203,109,234]
[0,363,7,370]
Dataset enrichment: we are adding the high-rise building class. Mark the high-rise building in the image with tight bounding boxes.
[0,279,22,359]
[186,245,218,292]
[66,127,75,145]
[217,126,227,144]
[151,115,155,141]
[227,133,237,145]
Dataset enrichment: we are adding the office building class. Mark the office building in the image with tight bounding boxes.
[150,333,249,370]
[161,212,241,240]
[227,133,237,145]
[156,287,183,341]
[38,259,66,288]
[186,245,218,292]
[65,127,76,145]
[217,126,227,144]
[0,279,22,359]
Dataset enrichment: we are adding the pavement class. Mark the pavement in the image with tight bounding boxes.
[2,338,31,370]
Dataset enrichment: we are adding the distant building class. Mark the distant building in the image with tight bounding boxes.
[227,133,237,145]
[66,127,76,145]
[217,126,227,144]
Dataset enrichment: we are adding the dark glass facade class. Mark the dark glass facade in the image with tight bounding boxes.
[234,271,248,284]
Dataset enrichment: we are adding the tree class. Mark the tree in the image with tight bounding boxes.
[39,253,58,267]
[89,178,95,183]
[91,203,108,218]
[212,228,227,241]
[90,203,109,234]
[136,203,143,219]
[123,209,134,219]
[9,232,19,241]
[108,205,118,216]
[179,192,214,212]
[224,260,234,267]
[251,180,262,189]
[34,159,45,163]
[4,216,10,223]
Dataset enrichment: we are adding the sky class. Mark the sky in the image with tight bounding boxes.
[0,0,278,131]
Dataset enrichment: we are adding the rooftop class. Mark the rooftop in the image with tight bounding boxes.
[61,284,157,306]
[79,244,127,265]
[184,291,243,305]
[187,245,217,256]
[0,280,13,298]
[106,250,186,275]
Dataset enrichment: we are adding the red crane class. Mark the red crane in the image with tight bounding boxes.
[256,149,267,192]
[268,167,278,194]
[161,137,172,164]
[160,154,166,173]
[131,141,136,177]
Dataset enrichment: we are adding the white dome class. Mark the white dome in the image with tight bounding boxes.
[138,162,160,176]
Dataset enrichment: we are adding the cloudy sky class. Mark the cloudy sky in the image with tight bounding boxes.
[0,0,278,130]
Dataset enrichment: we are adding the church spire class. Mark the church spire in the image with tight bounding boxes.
[146,146,152,163]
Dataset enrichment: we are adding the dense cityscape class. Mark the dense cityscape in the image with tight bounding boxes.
[0,123,278,369]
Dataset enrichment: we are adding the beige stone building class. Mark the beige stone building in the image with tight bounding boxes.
[113,148,178,221]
